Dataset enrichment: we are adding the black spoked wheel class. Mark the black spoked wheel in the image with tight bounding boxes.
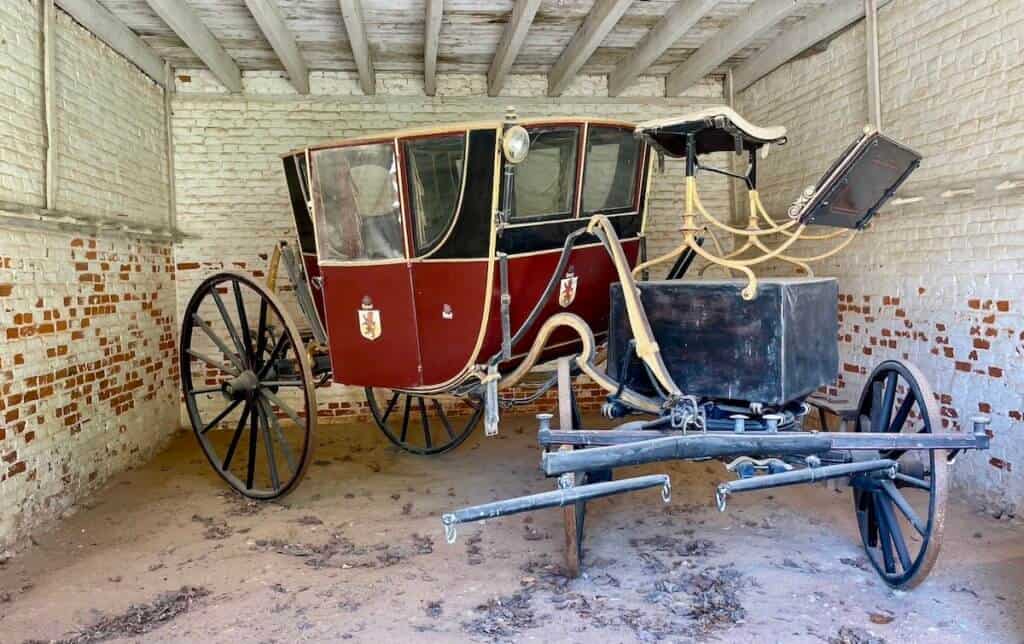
[181,272,316,500]
[852,359,948,589]
[365,388,482,455]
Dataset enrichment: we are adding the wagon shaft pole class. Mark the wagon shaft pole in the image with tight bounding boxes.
[541,433,833,476]
[441,474,670,542]
[715,459,898,511]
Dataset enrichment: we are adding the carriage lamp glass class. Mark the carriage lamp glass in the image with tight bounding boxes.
[502,126,530,164]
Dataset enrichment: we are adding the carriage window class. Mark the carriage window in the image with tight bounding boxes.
[511,127,578,221]
[582,127,640,214]
[310,143,404,262]
[404,134,466,252]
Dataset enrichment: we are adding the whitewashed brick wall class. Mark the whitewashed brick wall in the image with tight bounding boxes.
[737,0,1024,513]
[0,0,46,205]
[0,2,177,549]
[171,70,731,416]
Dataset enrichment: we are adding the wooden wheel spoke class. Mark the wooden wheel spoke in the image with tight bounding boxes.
[400,395,412,443]
[233,280,254,363]
[222,400,252,470]
[201,398,242,434]
[872,493,897,574]
[260,388,304,428]
[433,399,455,439]
[877,494,913,571]
[255,299,269,371]
[188,349,240,377]
[210,289,246,361]
[246,398,259,490]
[190,385,224,396]
[878,373,898,434]
[258,333,291,380]
[418,397,433,449]
[888,394,915,434]
[258,402,281,491]
[260,398,297,474]
[380,392,400,424]
[869,381,884,432]
[193,313,246,372]
[880,479,927,536]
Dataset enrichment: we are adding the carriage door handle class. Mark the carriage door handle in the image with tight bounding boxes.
[311,276,324,290]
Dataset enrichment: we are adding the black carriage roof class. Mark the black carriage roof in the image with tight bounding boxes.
[635,106,787,158]
[280,117,638,159]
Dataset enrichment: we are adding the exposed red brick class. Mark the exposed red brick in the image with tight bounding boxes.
[989,366,1003,378]
[0,284,12,297]
[955,361,971,372]
[967,298,981,309]
[989,457,1011,472]
[996,300,1010,312]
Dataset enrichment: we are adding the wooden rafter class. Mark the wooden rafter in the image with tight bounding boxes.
[666,0,800,96]
[54,0,167,86]
[732,0,892,92]
[338,0,375,95]
[487,0,542,96]
[548,0,634,97]
[243,0,309,94]
[608,0,719,97]
[144,0,242,92]
[424,0,443,95]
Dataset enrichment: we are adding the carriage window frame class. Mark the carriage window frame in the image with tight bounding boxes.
[506,125,581,224]
[581,125,643,216]
[309,140,408,263]
[402,132,468,255]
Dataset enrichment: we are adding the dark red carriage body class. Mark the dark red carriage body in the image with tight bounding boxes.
[281,118,650,392]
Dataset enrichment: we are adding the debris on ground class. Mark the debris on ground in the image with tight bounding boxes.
[294,515,323,526]
[868,609,895,625]
[49,586,210,644]
[217,491,263,517]
[461,591,536,640]
[191,514,232,540]
[424,600,443,618]
[829,625,888,644]
[254,532,432,569]
[465,532,484,565]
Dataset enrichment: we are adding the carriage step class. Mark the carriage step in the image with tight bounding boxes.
[441,474,671,543]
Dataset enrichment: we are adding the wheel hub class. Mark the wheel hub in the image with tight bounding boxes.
[224,370,260,399]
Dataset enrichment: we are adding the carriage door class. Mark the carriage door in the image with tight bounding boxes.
[309,141,423,388]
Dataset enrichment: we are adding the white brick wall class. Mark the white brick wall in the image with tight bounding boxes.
[53,10,170,225]
[0,3,177,549]
[737,0,1024,512]
[171,70,731,415]
[0,0,46,206]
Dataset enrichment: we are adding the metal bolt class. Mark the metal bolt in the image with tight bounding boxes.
[536,413,553,432]
[970,414,991,435]
[730,414,748,433]
[764,414,783,433]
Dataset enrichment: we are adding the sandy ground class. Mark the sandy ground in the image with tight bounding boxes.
[1,414,1022,643]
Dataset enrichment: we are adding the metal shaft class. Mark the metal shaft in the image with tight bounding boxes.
[715,458,896,511]
[542,433,833,476]
[442,474,669,531]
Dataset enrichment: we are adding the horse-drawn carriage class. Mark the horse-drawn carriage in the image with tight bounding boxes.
[179,107,990,589]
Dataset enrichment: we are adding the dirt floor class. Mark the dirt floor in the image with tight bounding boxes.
[1,414,1022,643]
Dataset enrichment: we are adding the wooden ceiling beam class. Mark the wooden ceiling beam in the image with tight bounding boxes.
[338,0,375,95]
[548,0,634,97]
[424,0,443,95]
[666,0,800,97]
[243,0,309,94]
[144,0,242,92]
[55,0,167,86]
[732,0,892,92]
[487,0,542,96]
[608,0,719,97]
